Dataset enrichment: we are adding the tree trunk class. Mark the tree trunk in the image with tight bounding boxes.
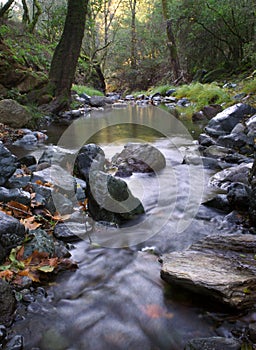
[28,0,42,33]
[45,0,88,113]
[0,0,15,18]
[129,0,137,70]
[161,0,181,81]
[21,0,30,25]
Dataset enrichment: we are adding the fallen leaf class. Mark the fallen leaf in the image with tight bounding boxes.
[140,304,174,319]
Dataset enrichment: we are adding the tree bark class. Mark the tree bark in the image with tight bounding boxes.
[161,0,181,81]
[28,0,42,33]
[0,0,15,18]
[45,0,88,113]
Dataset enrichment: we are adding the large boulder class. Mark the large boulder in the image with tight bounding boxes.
[112,142,166,177]
[0,99,32,128]
[205,103,256,137]
[0,280,16,326]
[161,234,256,310]
[0,143,17,186]
[0,211,26,263]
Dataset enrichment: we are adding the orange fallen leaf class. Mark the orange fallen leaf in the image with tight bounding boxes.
[140,304,174,319]
[0,269,13,281]
[20,216,42,230]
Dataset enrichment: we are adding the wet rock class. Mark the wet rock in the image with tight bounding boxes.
[0,99,32,128]
[4,334,24,350]
[192,111,207,122]
[75,144,105,182]
[23,229,55,258]
[202,145,233,159]
[205,103,256,137]
[184,336,241,350]
[33,184,74,215]
[249,187,256,227]
[203,194,231,213]
[165,88,176,96]
[198,133,216,147]
[161,234,256,309]
[177,98,190,107]
[217,133,248,150]
[32,165,76,196]
[87,170,144,224]
[0,325,7,341]
[210,163,252,190]
[0,143,17,186]
[89,96,113,107]
[38,146,74,168]
[112,142,166,176]
[227,183,251,211]
[201,104,223,119]
[0,280,16,326]
[18,155,37,168]
[13,133,37,145]
[0,187,30,205]
[0,211,25,263]
[54,222,84,242]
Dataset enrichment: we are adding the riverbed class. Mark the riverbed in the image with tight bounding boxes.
[7,105,240,350]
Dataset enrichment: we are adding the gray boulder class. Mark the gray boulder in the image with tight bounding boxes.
[38,146,75,168]
[112,142,166,177]
[0,187,30,205]
[227,182,251,211]
[89,96,113,107]
[0,143,17,186]
[161,234,256,310]
[0,280,16,326]
[32,164,76,196]
[0,99,32,128]
[0,211,25,263]
[205,103,256,137]
[210,163,252,190]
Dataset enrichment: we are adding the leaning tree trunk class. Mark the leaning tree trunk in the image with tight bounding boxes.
[46,0,88,113]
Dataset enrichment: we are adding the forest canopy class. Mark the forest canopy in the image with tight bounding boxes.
[0,0,256,93]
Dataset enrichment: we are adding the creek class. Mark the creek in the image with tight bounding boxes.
[8,106,237,350]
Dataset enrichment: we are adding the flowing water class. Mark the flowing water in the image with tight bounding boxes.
[9,106,230,349]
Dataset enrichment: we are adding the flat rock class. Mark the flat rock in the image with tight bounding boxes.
[161,234,256,310]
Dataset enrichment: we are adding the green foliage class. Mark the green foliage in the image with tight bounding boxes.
[148,85,174,96]
[174,83,231,110]
[72,84,104,96]
[242,78,256,95]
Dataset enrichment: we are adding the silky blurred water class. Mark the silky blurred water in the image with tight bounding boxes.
[9,106,227,350]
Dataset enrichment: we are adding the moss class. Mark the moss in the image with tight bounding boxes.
[72,84,104,96]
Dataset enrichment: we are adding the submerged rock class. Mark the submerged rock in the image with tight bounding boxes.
[161,234,256,310]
